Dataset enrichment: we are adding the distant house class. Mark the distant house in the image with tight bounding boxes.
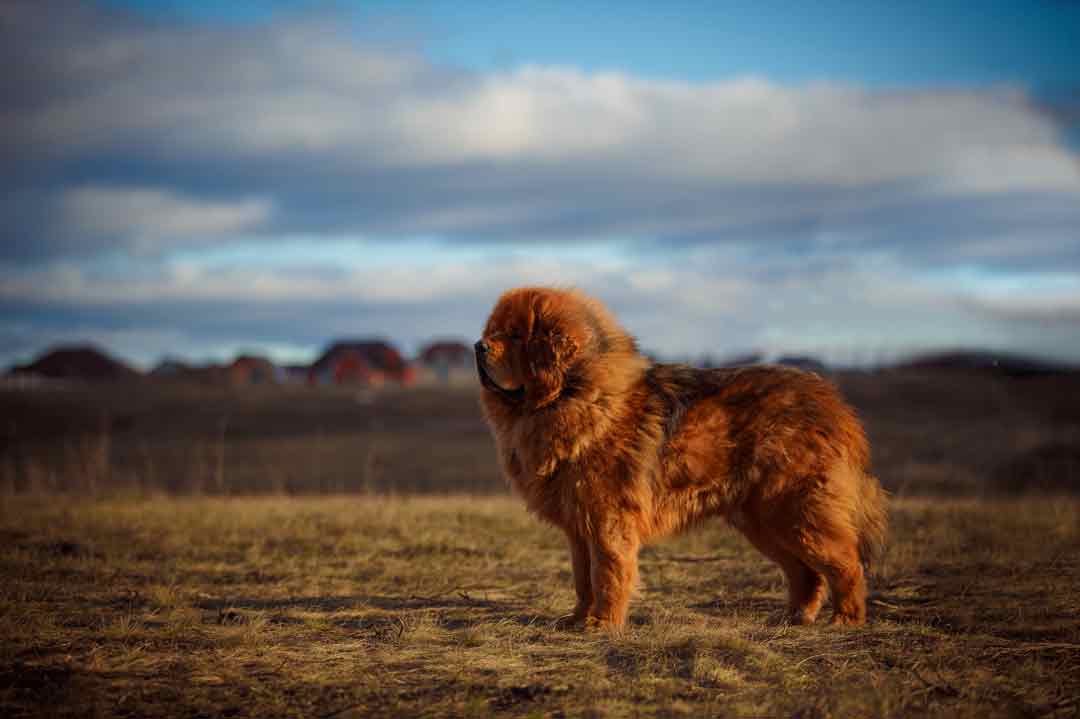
[8,345,140,382]
[283,364,310,384]
[419,341,472,367]
[309,340,415,387]
[226,355,281,386]
[150,358,192,377]
[417,340,473,384]
[148,358,230,385]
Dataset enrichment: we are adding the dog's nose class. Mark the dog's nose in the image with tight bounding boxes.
[474,340,489,356]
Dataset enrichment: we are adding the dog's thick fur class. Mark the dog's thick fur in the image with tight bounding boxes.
[477,287,887,628]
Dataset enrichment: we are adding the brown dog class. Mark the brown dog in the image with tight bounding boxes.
[476,287,887,628]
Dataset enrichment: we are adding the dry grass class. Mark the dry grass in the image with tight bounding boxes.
[0,384,501,495]
[2,495,1078,718]
[3,369,1079,498]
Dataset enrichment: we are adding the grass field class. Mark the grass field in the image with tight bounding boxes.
[2,369,1079,716]
[2,494,1078,718]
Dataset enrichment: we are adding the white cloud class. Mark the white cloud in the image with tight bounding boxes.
[59,186,273,248]
[937,144,1080,195]
[21,44,1078,191]
[958,274,1080,323]
[8,1,1078,257]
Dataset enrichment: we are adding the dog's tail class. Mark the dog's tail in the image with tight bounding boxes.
[854,472,888,570]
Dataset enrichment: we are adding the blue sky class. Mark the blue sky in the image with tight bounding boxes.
[111,1,1080,88]
[3,0,1080,368]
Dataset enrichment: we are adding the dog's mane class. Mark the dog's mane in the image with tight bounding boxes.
[644,364,718,444]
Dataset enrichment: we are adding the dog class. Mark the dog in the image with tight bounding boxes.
[476,287,887,628]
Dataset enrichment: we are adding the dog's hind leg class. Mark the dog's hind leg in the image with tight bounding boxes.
[778,515,867,626]
[741,525,827,624]
[824,546,866,625]
[811,544,866,625]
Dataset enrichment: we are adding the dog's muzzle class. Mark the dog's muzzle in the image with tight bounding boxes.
[475,343,525,403]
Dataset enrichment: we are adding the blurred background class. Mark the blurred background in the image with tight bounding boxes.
[2,0,1079,497]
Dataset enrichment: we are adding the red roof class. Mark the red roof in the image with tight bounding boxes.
[418,341,471,366]
[312,340,406,375]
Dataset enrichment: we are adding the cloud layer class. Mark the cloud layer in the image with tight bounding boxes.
[7,1,1079,258]
[3,0,1079,366]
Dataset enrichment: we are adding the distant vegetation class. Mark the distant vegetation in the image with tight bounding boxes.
[894,350,1076,377]
[1,357,1078,498]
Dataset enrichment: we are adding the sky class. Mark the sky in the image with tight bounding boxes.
[3,0,1080,369]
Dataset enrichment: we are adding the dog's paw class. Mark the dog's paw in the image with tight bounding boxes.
[583,615,625,633]
[829,612,866,627]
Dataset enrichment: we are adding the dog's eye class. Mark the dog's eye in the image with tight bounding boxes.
[507,330,521,341]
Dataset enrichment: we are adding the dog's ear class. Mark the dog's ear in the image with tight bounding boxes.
[526,329,578,409]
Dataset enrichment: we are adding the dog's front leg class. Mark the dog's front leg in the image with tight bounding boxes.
[564,531,593,623]
[586,520,640,629]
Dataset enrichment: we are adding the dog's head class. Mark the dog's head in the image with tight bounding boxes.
[475,288,599,409]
